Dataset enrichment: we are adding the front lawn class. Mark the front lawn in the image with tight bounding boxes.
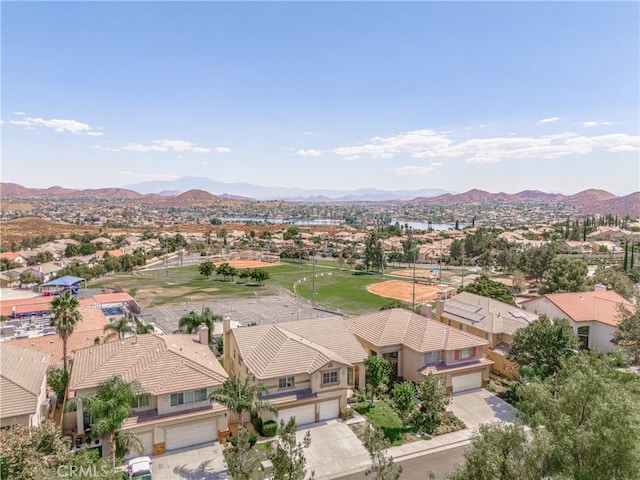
[352,401,414,446]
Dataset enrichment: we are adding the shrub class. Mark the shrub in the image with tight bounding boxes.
[262,420,278,437]
[339,406,354,421]
[251,415,263,435]
[229,432,258,448]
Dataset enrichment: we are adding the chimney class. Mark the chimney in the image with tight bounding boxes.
[421,303,433,319]
[435,300,445,321]
[198,324,209,345]
[223,316,231,334]
[594,283,607,292]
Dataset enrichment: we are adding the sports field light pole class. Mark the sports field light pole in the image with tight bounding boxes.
[412,247,417,308]
[312,250,316,309]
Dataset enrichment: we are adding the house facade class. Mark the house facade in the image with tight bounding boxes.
[0,344,50,428]
[68,334,228,457]
[521,288,633,353]
[223,316,367,427]
[435,292,538,379]
[344,308,492,394]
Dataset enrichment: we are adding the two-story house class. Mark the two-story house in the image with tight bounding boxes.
[435,292,538,379]
[521,287,633,353]
[0,344,50,428]
[68,334,228,457]
[344,308,492,394]
[223,316,367,427]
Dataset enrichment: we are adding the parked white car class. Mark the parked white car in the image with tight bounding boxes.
[127,456,153,480]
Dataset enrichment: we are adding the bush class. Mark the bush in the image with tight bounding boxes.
[229,432,258,448]
[251,414,263,435]
[262,420,278,437]
[339,406,354,421]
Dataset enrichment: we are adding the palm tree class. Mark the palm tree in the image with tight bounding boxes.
[209,376,277,431]
[67,375,143,463]
[103,317,134,341]
[135,322,155,335]
[50,290,82,375]
[178,307,221,348]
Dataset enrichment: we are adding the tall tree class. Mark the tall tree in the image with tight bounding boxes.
[592,266,636,299]
[506,314,579,378]
[413,373,450,434]
[460,275,515,305]
[538,257,590,294]
[209,376,277,429]
[50,290,82,375]
[177,307,221,348]
[224,428,261,480]
[198,260,215,279]
[363,427,402,480]
[391,381,416,427]
[614,302,640,364]
[66,375,143,464]
[364,232,385,272]
[519,243,557,281]
[364,355,393,402]
[270,418,314,480]
[103,317,134,341]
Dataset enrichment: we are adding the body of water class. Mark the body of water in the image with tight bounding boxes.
[219,216,342,226]
[390,219,459,231]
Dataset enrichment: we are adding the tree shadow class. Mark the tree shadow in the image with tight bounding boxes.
[172,460,229,480]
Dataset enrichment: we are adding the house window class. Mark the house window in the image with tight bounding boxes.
[132,394,150,408]
[278,376,295,389]
[577,326,589,349]
[425,351,439,363]
[171,388,208,406]
[347,368,354,385]
[322,370,339,386]
[459,347,473,360]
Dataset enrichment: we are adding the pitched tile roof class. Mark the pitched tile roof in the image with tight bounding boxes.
[522,290,633,327]
[232,317,367,380]
[69,334,227,395]
[0,344,49,418]
[344,308,488,352]
[442,292,537,335]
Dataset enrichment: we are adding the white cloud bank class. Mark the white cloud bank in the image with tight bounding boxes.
[395,162,444,176]
[538,117,560,124]
[297,149,322,157]
[582,121,612,128]
[123,139,213,153]
[9,116,99,135]
[333,129,639,165]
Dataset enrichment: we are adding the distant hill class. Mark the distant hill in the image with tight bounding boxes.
[167,189,218,206]
[0,183,145,200]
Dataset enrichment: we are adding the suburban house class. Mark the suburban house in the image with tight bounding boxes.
[67,333,228,457]
[521,287,633,353]
[0,252,27,265]
[344,308,492,394]
[223,316,367,427]
[435,292,538,379]
[0,344,50,427]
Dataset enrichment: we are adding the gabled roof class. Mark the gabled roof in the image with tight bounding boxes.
[522,290,633,327]
[232,317,367,380]
[344,308,487,352]
[70,334,228,395]
[442,292,537,335]
[0,344,49,418]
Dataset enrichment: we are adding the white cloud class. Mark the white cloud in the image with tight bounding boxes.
[215,147,232,153]
[538,117,560,124]
[395,162,444,176]
[9,116,95,134]
[87,132,104,137]
[140,174,180,181]
[116,170,134,176]
[0,120,4,125]
[123,139,211,153]
[582,121,612,128]
[297,149,322,157]
[303,131,313,135]
[333,129,639,165]
[13,111,26,116]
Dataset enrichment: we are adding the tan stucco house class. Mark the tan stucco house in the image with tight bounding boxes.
[435,292,538,379]
[344,308,492,394]
[67,334,228,457]
[223,316,367,427]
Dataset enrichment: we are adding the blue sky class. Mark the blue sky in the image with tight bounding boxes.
[2,1,639,195]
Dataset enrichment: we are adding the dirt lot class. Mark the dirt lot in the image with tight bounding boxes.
[367,280,445,303]
[222,260,281,269]
[390,269,433,279]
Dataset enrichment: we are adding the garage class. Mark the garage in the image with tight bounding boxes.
[165,420,217,451]
[451,371,482,393]
[318,399,339,422]
[136,431,153,457]
[277,404,315,426]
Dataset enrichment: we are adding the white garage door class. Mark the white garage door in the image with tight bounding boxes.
[165,420,217,451]
[277,404,315,426]
[451,372,482,393]
[138,431,153,456]
[318,399,339,422]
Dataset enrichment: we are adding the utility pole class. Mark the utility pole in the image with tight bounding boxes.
[412,247,417,308]
[461,256,465,288]
[312,251,316,309]
[164,235,168,277]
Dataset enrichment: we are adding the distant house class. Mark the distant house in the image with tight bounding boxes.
[0,252,27,265]
[521,288,634,353]
[344,308,492,394]
[435,293,538,379]
[224,316,367,427]
[68,334,228,457]
[0,344,50,427]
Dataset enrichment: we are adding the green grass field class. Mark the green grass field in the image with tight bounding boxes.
[87,262,412,314]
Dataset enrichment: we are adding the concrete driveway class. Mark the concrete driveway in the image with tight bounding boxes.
[449,389,516,429]
[151,442,228,480]
[297,420,370,480]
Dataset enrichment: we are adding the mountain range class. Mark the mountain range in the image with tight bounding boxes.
[1,180,639,216]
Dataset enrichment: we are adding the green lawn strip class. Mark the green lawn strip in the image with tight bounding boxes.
[352,401,414,446]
